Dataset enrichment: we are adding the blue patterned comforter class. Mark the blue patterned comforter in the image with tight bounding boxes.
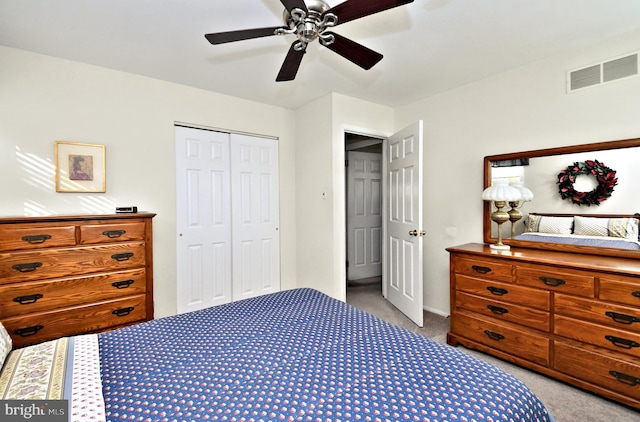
[99,288,553,421]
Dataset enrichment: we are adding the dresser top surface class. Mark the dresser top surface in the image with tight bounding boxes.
[447,243,640,276]
[0,213,156,224]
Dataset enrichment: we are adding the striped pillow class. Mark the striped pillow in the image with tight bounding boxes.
[525,214,574,235]
[574,216,639,240]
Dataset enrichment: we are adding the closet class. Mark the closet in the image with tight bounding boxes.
[175,126,280,313]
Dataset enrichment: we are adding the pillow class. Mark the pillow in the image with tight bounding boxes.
[574,216,640,240]
[525,214,574,235]
[0,337,68,399]
[0,322,11,369]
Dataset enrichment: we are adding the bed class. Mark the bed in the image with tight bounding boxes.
[515,213,640,250]
[1,288,554,421]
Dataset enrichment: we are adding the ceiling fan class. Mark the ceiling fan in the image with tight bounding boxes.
[205,0,414,81]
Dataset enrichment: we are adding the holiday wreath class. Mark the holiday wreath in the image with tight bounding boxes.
[557,160,618,206]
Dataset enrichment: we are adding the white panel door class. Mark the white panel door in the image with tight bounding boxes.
[176,126,232,313]
[347,151,382,280]
[230,134,280,301]
[385,121,424,327]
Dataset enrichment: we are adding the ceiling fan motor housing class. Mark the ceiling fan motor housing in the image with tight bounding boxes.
[284,0,335,45]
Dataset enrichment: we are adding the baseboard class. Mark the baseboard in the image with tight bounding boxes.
[424,305,449,318]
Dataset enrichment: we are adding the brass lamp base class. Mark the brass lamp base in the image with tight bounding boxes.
[489,242,511,251]
[508,200,523,239]
[490,200,510,250]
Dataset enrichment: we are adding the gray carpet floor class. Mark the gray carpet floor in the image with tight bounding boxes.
[346,281,639,422]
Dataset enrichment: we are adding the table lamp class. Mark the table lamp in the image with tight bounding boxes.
[482,180,522,250]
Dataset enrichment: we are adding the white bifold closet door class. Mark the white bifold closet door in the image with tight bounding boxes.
[176,126,280,314]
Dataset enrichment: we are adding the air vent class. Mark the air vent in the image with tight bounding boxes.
[568,52,638,92]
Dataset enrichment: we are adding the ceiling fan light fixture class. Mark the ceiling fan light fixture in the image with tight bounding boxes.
[205,0,415,81]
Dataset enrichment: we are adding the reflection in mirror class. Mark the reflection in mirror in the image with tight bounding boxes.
[483,137,640,258]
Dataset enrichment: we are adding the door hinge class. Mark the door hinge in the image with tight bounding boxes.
[345,159,349,167]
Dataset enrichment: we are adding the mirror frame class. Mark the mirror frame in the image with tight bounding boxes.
[483,137,640,259]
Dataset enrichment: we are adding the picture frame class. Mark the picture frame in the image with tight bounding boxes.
[55,141,106,193]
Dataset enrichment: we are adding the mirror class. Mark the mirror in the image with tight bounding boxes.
[483,137,640,258]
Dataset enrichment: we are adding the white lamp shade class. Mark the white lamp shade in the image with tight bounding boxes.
[482,180,522,201]
[509,182,534,202]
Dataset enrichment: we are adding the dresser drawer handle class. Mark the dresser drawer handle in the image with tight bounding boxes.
[632,291,640,299]
[11,262,43,272]
[103,230,126,238]
[487,305,509,315]
[112,306,134,317]
[484,330,505,341]
[605,335,640,349]
[605,311,640,325]
[609,371,640,387]
[112,279,135,289]
[487,286,508,296]
[538,276,566,287]
[13,293,44,304]
[21,234,52,244]
[111,252,134,261]
[472,265,491,274]
[14,325,44,337]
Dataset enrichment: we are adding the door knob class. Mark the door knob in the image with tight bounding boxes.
[409,230,418,236]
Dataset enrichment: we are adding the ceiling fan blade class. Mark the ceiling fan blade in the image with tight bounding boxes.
[280,0,308,13]
[276,42,306,81]
[205,26,283,45]
[325,0,414,26]
[322,32,383,70]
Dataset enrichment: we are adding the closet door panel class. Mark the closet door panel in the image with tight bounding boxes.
[176,127,232,313]
[231,134,280,301]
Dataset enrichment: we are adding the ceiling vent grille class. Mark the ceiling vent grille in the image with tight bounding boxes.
[568,52,638,92]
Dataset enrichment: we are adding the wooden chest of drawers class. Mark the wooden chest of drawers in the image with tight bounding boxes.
[0,213,155,347]
[447,243,640,410]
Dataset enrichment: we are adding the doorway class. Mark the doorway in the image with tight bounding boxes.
[344,121,425,327]
[345,133,383,291]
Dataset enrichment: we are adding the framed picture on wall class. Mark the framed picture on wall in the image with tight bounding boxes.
[55,141,106,192]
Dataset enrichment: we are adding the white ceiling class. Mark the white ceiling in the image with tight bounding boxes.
[2,0,640,109]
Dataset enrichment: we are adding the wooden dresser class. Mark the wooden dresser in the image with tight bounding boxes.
[0,213,155,347]
[447,243,640,410]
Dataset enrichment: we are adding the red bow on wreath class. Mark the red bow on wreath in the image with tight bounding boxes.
[557,160,618,206]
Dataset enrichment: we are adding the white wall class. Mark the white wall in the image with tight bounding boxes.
[3,27,639,322]
[295,93,393,300]
[0,46,297,318]
[395,28,640,316]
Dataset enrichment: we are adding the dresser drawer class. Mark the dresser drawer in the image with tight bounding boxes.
[600,275,640,307]
[451,311,550,366]
[555,294,640,334]
[456,275,551,310]
[0,224,76,251]
[453,256,513,282]
[554,341,640,401]
[3,294,147,348]
[455,291,550,331]
[554,315,640,359]
[0,268,147,317]
[516,265,595,297]
[0,242,146,284]
[79,222,146,245]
